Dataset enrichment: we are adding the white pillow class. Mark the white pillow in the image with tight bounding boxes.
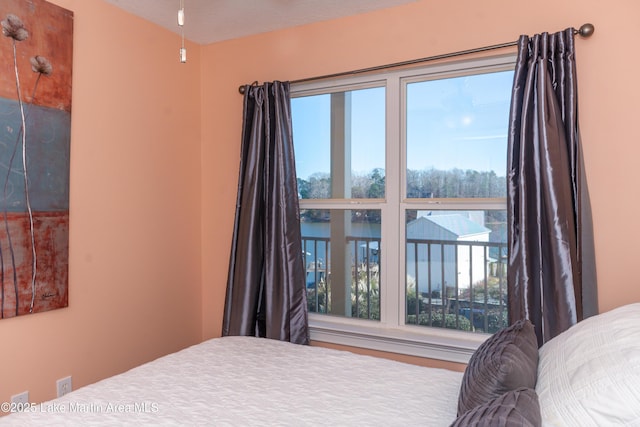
[536,303,640,426]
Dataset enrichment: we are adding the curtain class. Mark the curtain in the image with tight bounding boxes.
[223,81,309,345]
[507,29,598,346]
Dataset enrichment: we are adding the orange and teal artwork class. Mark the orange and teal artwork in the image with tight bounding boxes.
[0,0,72,318]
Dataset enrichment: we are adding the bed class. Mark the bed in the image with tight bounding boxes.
[2,303,639,426]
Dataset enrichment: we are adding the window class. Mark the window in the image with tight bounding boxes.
[292,55,515,362]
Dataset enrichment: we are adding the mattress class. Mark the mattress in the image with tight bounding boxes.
[1,336,463,426]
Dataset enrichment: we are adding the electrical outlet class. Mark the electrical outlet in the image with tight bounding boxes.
[56,376,72,398]
[10,391,29,405]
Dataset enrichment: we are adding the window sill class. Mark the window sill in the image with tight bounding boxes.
[309,314,489,364]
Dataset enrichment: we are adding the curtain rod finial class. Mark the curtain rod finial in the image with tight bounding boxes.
[238,81,260,95]
[577,23,595,38]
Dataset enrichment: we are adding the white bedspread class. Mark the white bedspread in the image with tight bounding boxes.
[1,336,463,426]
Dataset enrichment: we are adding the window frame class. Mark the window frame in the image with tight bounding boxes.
[292,54,516,363]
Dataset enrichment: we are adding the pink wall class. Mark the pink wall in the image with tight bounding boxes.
[0,0,203,405]
[201,0,640,359]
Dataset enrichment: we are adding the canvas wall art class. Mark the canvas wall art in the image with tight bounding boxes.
[0,0,72,318]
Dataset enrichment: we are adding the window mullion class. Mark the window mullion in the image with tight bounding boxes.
[380,75,401,327]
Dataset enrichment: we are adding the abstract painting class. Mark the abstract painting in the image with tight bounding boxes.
[0,0,72,318]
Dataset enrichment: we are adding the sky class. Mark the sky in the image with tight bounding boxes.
[291,69,514,181]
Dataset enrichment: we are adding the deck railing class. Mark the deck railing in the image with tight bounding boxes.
[406,238,508,333]
[302,235,508,333]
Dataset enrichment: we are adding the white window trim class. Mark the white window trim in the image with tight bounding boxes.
[309,314,487,364]
[293,54,516,364]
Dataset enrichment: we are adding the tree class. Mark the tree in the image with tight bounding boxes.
[367,168,385,198]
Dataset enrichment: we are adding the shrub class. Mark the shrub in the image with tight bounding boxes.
[407,311,472,331]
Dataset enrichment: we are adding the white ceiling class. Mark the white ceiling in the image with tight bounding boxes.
[102,0,419,45]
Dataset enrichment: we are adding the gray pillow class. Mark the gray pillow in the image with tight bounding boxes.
[451,387,541,427]
[457,319,538,416]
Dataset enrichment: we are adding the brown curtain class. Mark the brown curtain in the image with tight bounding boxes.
[223,81,309,345]
[507,29,598,346]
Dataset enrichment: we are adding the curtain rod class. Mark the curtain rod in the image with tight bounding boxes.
[238,23,594,95]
